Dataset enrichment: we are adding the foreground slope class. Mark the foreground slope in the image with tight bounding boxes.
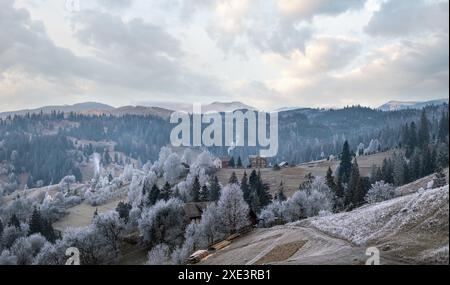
[201,184,449,265]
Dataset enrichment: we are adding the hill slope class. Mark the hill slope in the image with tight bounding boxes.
[200,183,449,265]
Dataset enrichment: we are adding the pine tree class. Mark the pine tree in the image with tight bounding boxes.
[325,167,336,191]
[209,176,221,201]
[42,219,57,243]
[199,185,209,202]
[229,172,239,184]
[240,172,250,203]
[237,157,243,168]
[116,202,132,223]
[93,208,99,219]
[191,176,201,202]
[160,182,172,201]
[0,218,4,236]
[9,214,20,228]
[229,157,235,168]
[147,184,161,206]
[339,141,352,183]
[29,207,43,235]
[345,159,360,209]
[256,171,272,207]
[438,111,449,143]
[418,110,430,148]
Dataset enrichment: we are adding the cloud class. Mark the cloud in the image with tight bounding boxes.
[266,33,449,107]
[365,0,449,37]
[180,0,365,56]
[0,0,226,110]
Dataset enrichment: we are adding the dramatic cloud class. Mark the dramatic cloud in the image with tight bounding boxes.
[365,0,449,37]
[0,0,448,111]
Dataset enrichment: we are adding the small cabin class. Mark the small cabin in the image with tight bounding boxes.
[249,155,267,169]
[184,202,212,224]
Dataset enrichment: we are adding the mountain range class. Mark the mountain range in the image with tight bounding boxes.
[377,98,449,111]
[1,99,448,119]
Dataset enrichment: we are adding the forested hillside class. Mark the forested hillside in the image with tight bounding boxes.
[0,104,448,192]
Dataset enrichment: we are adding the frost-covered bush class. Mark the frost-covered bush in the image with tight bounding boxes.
[10,236,33,265]
[85,182,126,206]
[122,164,134,181]
[259,177,334,227]
[364,139,380,155]
[1,224,29,249]
[163,153,182,184]
[365,181,396,204]
[138,198,185,247]
[258,201,285,227]
[92,211,125,253]
[59,175,76,194]
[284,177,333,222]
[0,250,17,265]
[147,243,172,265]
[40,193,67,222]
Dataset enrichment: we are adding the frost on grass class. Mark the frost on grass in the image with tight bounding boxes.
[302,186,449,246]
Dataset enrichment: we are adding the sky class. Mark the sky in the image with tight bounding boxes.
[0,0,448,111]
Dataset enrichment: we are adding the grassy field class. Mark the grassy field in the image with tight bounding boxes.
[217,151,394,197]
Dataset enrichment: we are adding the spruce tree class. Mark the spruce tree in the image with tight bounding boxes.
[199,185,209,202]
[147,184,161,206]
[116,202,132,223]
[160,182,172,201]
[9,214,20,228]
[229,172,239,184]
[42,219,57,243]
[438,111,449,143]
[209,176,221,201]
[0,218,4,236]
[191,176,201,202]
[346,159,360,209]
[29,207,43,235]
[229,157,235,168]
[339,141,352,183]
[240,172,251,204]
[325,167,336,191]
[237,157,243,168]
[418,110,430,148]
[256,171,272,207]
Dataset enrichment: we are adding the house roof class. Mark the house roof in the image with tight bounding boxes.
[184,202,213,219]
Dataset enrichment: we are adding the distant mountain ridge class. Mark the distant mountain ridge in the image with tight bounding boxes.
[0,102,114,118]
[378,98,448,111]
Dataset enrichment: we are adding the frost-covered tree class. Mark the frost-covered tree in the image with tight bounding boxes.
[270,177,334,224]
[147,243,172,265]
[59,175,76,194]
[0,250,17,265]
[163,153,182,184]
[92,211,125,253]
[1,223,29,249]
[122,164,134,181]
[259,201,285,227]
[199,205,224,245]
[138,198,185,247]
[217,184,249,234]
[365,181,395,204]
[10,236,34,265]
[181,148,196,166]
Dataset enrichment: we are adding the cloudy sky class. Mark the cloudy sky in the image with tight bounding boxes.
[0,0,448,111]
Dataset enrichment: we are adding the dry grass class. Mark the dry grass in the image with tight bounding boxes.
[254,240,307,265]
[217,151,394,197]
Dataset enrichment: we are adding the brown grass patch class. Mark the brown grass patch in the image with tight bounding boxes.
[254,240,307,265]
